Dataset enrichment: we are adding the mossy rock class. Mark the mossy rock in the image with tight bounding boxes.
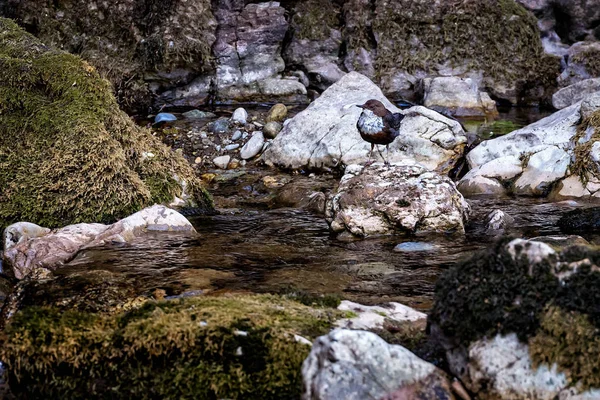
[0,294,342,399]
[0,18,212,229]
[571,108,600,184]
[3,0,215,112]
[291,0,341,41]
[430,238,600,391]
[345,0,559,102]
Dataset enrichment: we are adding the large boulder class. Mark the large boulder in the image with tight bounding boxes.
[3,205,196,280]
[262,72,467,173]
[302,329,454,400]
[0,294,340,399]
[0,19,212,228]
[558,42,600,88]
[342,0,560,105]
[326,162,470,237]
[429,238,600,399]
[458,94,600,199]
[422,76,498,118]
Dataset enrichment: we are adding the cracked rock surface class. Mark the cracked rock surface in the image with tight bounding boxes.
[325,161,470,237]
[459,94,600,199]
[262,72,467,173]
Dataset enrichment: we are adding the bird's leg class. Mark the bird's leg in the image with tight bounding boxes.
[376,145,386,165]
[365,143,375,166]
[386,144,391,167]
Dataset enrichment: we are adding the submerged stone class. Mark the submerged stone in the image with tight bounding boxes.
[153,113,177,125]
[393,242,437,252]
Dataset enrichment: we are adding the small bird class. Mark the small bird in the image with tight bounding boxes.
[356,99,405,166]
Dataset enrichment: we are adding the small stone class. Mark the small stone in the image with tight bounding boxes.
[240,160,247,167]
[225,144,240,151]
[240,132,265,160]
[153,113,177,126]
[182,109,216,119]
[201,173,216,183]
[213,155,231,169]
[228,158,240,169]
[242,132,249,139]
[263,121,282,139]
[231,130,242,141]
[266,103,288,122]
[210,118,230,134]
[231,108,248,125]
[393,242,437,252]
[194,157,202,164]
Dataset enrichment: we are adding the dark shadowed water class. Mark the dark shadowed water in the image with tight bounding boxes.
[63,196,590,311]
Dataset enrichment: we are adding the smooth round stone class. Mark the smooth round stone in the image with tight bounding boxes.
[393,242,437,252]
[213,155,231,169]
[240,132,265,160]
[231,130,242,141]
[231,108,248,124]
[225,144,240,151]
[263,121,282,139]
[182,109,216,119]
[211,118,230,134]
[266,103,287,122]
[154,113,177,124]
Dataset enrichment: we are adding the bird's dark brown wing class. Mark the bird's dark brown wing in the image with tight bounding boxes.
[384,113,405,131]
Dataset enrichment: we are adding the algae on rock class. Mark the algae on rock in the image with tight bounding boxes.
[0,294,341,399]
[0,18,212,228]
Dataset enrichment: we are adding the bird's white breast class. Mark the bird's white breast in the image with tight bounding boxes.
[358,110,384,134]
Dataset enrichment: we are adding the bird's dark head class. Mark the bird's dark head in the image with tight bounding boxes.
[357,99,389,117]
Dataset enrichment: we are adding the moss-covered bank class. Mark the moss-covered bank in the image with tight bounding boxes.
[0,294,341,399]
[430,238,600,391]
[0,18,212,228]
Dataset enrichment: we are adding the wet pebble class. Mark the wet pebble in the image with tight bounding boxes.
[231,130,242,141]
[231,108,248,125]
[263,121,282,139]
[240,132,265,160]
[393,242,437,252]
[154,113,177,125]
[225,144,240,151]
[213,155,231,169]
[267,103,288,122]
[182,109,216,120]
[211,117,230,134]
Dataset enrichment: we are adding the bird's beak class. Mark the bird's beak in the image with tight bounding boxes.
[356,104,365,109]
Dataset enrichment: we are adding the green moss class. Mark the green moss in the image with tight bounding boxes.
[530,306,600,390]
[571,109,600,185]
[0,294,341,399]
[0,18,212,228]
[571,47,600,78]
[429,238,559,343]
[292,0,341,41]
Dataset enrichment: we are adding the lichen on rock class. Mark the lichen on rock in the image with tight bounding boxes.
[0,294,342,399]
[0,18,212,228]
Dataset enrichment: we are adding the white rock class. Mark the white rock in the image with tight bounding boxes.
[326,162,470,236]
[506,238,556,268]
[3,222,51,252]
[549,175,591,200]
[552,78,600,109]
[513,147,570,195]
[240,131,265,159]
[466,333,568,400]
[262,72,467,173]
[485,209,514,232]
[213,155,231,169]
[231,108,248,124]
[302,329,449,400]
[336,300,426,330]
[3,206,195,279]
[423,76,497,117]
[458,174,507,196]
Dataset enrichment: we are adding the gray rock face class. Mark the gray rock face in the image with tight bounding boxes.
[458,98,600,198]
[422,76,498,118]
[558,42,600,88]
[326,161,470,237]
[302,329,453,400]
[553,78,600,109]
[240,131,265,159]
[3,206,196,280]
[262,72,467,173]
